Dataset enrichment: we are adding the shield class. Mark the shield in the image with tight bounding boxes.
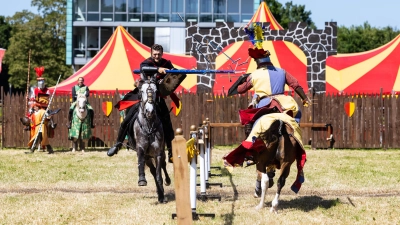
[159,73,187,96]
[228,73,250,96]
[344,102,355,117]
[102,101,112,116]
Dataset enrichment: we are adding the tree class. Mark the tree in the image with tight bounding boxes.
[0,16,12,49]
[265,0,316,29]
[4,0,72,90]
[337,22,400,53]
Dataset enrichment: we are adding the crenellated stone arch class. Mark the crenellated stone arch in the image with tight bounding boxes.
[186,21,337,93]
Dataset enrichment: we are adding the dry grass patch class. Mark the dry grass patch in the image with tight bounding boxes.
[0,148,400,224]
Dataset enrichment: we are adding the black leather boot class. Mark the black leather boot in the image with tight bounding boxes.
[107,142,122,156]
[244,123,253,137]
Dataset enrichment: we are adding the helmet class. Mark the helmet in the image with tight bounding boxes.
[35,67,45,89]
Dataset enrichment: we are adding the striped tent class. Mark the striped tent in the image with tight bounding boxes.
[247,1,284,30]
[326,34,400,94]
[213,2,307,94]
[52,26,197,94]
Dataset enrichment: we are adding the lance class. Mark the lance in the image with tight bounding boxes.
[29,74,62,153]
[25,49,31,115]
[133,68,239,74]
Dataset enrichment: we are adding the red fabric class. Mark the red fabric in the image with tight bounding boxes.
[290,148,307,193]
[116,100,139,111]
[248,48,269,59]
[239,101,283,125]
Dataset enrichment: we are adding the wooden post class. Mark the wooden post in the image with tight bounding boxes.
[172,128,193,224]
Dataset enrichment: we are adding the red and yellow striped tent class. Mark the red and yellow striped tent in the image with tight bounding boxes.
[247,1,283,30]
[326,34,400,94]
[213,2,307,94]
[53,26,197,94]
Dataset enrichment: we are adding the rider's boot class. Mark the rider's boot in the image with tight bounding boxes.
[89,110,95,128]
[67,109,73,129]
[244,123,253,137]
[107,126,127,157]
[46,145,54,154]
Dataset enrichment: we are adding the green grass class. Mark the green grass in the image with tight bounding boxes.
[0,148,400,224]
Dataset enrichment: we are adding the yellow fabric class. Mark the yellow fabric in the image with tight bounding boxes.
[245,113,304,149]
[186,138,199,163]
[272,94,300,117]
[251,68,271,98]
[28,109,49,147]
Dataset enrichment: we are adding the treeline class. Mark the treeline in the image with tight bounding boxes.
[0,0,399,90]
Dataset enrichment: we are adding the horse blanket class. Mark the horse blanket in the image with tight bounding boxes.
[68,108,92,139]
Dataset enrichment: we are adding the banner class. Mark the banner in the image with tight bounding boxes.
[0,48,5,73]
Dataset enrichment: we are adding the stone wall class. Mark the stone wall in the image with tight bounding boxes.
[186,21,337,93]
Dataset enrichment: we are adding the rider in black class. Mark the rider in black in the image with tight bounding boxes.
[107,44,175,163]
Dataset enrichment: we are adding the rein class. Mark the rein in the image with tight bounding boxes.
[137,81,161,138]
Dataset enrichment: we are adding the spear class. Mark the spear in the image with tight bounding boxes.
[25,49,31,115]
[28,74,61,153]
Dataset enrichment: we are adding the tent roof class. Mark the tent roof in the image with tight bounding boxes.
[214,40,307,94]
[52,26,197,94]
[326,34,400,94]
[247,1,283,30]
[213,2,305,94]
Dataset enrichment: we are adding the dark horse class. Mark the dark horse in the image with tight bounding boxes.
[134,74,171,203]
[254,118,305,212]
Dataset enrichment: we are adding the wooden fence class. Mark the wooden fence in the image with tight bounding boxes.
[1,87,399,149]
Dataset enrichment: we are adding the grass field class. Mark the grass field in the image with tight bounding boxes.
[0,147,400,225]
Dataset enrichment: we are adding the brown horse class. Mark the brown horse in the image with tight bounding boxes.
[254,119,305,212]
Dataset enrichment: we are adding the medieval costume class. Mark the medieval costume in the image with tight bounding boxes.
[107,45,180,163]
[223,22,308,192]
[28,102,54,154]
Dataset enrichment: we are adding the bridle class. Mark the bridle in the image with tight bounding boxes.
[137,78,161,137]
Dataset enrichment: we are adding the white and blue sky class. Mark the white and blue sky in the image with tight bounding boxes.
[0,0,399,29]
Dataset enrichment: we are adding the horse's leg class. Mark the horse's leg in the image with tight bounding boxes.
[155,155,165,203]
[256,172,269,210]
[137,147,147,186]
[79,138,85,153]
[72,140,77,152]
[162,157,171,186]
[270,162,291,213]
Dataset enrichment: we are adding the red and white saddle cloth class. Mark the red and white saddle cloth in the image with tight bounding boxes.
[223,113,306,193]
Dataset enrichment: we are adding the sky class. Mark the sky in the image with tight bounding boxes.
[0,0,399,29]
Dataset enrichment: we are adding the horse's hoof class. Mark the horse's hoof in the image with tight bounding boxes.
[255,205,263,210]
[138,180,147,186]
[270,207,278,214]
[165,178,171,186]
[72,149,76,153]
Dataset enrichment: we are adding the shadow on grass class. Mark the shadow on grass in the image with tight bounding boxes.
[220,167,239,225]
[271,195,340,212]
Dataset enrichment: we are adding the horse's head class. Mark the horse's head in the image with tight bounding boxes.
[76,93,87,113]
[140,77,157,119]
